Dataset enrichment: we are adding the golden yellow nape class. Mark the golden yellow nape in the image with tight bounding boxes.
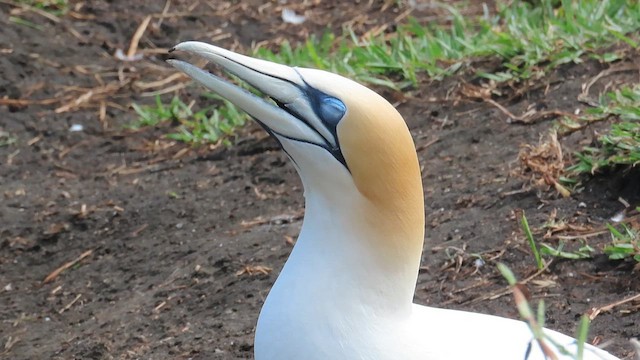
[168,41,621,360]
[340,87,424,246]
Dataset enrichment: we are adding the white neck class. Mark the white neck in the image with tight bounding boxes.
[254,179,421,358]
[259,141,421,319]
[289,189,418,312]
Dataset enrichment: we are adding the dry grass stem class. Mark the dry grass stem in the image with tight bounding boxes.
[127,16,152,59]
[43,249,94,284]
[58,294,83,314]
[518,130,571,197]
[589,293,640,321]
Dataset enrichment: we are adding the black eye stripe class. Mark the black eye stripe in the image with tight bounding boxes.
[269,92,348,170]
[307,90,348,170]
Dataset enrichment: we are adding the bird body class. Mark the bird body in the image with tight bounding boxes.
[168,42,619,360]
[259,301,611,359]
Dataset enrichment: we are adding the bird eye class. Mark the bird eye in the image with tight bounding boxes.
[319,96,346,127]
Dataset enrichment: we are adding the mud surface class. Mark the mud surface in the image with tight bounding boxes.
[1,1,638,359]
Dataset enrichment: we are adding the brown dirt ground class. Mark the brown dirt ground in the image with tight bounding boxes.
[1,1,638,359]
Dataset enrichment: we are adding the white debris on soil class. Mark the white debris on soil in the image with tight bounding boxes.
[282,8,306,24]
[69,124,84,132]
[611,211,625,223]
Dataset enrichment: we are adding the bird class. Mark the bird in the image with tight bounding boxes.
[167,41,619,360]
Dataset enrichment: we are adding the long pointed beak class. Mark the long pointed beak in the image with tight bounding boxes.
[167,41,338,149]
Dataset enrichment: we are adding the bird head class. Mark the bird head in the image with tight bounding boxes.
[168,42,424,259]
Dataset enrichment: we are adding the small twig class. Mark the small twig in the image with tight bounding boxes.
[521,260,553,284]
[107,163,162,176]
[154,301,167,313]
[140,82,188,97]
[99,101,107,129]
[58,294,82,314]
[485,98,522,120]
[54,90,93,113]
[43,249,93,284]
[127,15,152,58]
[550,214,640,240]
[236,265,272,276]
[134,73,186,90]
[3,335,20,352]
[552,230,610,241]
[149,10,221,19]
[488,99,577,124]
[130,224,149,237]
[469,260,552,304]
[154,0,172,29]
[440,280,491,306]
[463,84,576,125]
[588,293,640,321]
[415,137,439,152]
[240,210,304,228]
[0,97,62,106]
[578,64,639,106]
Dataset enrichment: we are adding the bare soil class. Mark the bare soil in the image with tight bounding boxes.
[1,1,638,359]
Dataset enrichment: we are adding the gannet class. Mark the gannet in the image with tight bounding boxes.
[168,42,620,360]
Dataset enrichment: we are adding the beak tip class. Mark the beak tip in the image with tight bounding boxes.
[170,41,197,53]
[169,41,193,54]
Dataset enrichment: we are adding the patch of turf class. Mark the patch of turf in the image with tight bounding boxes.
[0,131,17,147]
[130,95,247,145]
[567,85,640,175]
[255,0,640,87]
[604,223,640,262]
[14,0,69,16]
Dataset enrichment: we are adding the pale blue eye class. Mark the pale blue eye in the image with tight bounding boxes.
[319,97,346,127]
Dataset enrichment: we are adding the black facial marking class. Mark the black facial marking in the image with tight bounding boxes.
[298,79,348,169]
[251,116,301,170]
[304,84,346,135]
[209,54,349,168]
[523,340,532,360]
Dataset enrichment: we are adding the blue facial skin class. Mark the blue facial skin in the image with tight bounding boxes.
[309,92,347,168]
[318,96,347,130]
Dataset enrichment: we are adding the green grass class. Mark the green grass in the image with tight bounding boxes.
[15,0,70,16]
[566,85,640,175]
[520,211,596,264]
[9,0,70,31]
[149,0,639,145]
[0,131,17,147]
[519,211,640,264]
[130,95,248,145]
[604,222,640,262]
[497,263,592,359]
[520,212,544,270]
[253,0,640,87]
[539,242,594,260]
[8,16,44,30]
